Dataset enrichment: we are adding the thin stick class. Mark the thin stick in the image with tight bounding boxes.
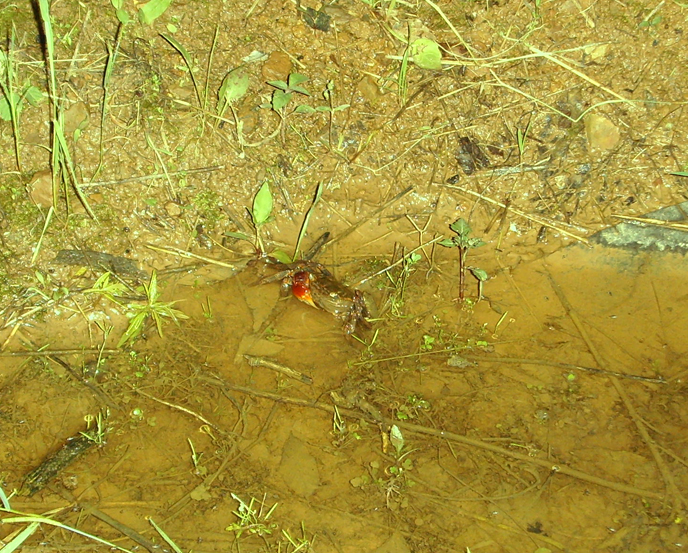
[546,273,685,510]
[145,243,245,269]
[611,214,688,231]
[525,44,632,105]
[0,348,118,357]
[444,184,589,244]
[125,383,227,437]
[83,166,225,188]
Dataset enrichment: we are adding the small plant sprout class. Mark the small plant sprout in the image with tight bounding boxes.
[226,493,278,539]
[439,218,487,302]
[265,72,311,142]
[249,180,273,253]
[81,410,108,445]
[187,438,207,477]
[117,270,189,347]
[516,117,532,162]
[282,524,314,552]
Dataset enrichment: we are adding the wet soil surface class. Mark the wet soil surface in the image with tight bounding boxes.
[1,1,688,552]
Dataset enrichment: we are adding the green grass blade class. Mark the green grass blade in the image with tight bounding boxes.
[161,33,202,106]
[2,515,132,552]
[1,521,40,553]
[30,206,54,266]
[293,182,323,261]
[0,484,11,509]
[148,517,184,553]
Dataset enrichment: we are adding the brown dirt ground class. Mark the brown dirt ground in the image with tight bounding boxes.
[1,1,688,552]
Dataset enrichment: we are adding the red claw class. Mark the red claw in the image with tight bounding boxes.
[291,271,316,307]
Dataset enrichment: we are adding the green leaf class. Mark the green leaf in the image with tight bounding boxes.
[272,89,292,111]
[410,38,443,70]
[252,181,273,226]
[389,425,404,456]
[219,68,249,104]
[288,73,309,87]
[160,33,191,66]
[267,79,289,91]
[271,249,293,264]
[0,93,17,121]
[146,270,159,301]
[289,84,311,96]
[470,267,489,281]
[118,311,147,347]
[449,218,471,237]
[116,8,130,24]
[438,238,456,248]
[294,104,316,114]
[111,0,124,8]
[224,230,254,242]
[138,0,173,25]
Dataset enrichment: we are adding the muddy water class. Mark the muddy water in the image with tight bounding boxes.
[3,239,687,552]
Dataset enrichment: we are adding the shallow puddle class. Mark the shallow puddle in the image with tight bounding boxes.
[3,238,687,552]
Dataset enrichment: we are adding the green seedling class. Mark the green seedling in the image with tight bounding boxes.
[516,118,532,161]
[282,525,314,553]
[439,218,486,302]
[83,272,127,304]
[118,271,189,347]
[419,334,435,352]
[187,438,207,477]
[293,80,349,115]
[264,72,311,142]
[267,72,311,108]
[295,80,350,151]
[387,251,421,317]
[226,493,278,539]
[81,411,108,445]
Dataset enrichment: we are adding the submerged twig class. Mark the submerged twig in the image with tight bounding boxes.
[244,355,312,384]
